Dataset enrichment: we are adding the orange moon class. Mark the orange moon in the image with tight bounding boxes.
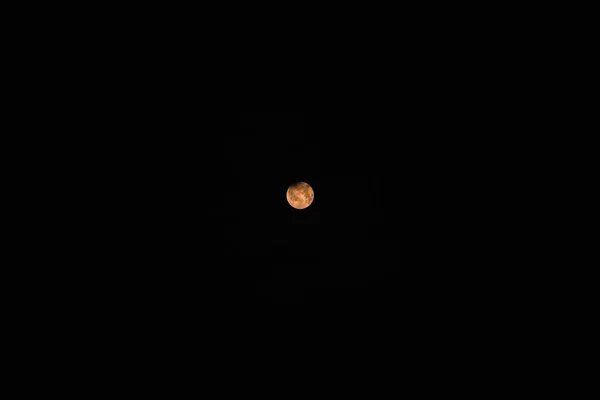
[286,182,314,209]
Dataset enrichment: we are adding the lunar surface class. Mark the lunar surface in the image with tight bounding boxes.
[286,182,314,209]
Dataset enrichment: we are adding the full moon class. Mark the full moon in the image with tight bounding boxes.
[286,182,314,209]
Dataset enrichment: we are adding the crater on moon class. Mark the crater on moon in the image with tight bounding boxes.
[286,182,314,209]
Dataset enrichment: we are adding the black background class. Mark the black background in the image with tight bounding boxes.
[12,13,555,371]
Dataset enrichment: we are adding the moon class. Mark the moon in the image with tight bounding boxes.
[286,182,314,209]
